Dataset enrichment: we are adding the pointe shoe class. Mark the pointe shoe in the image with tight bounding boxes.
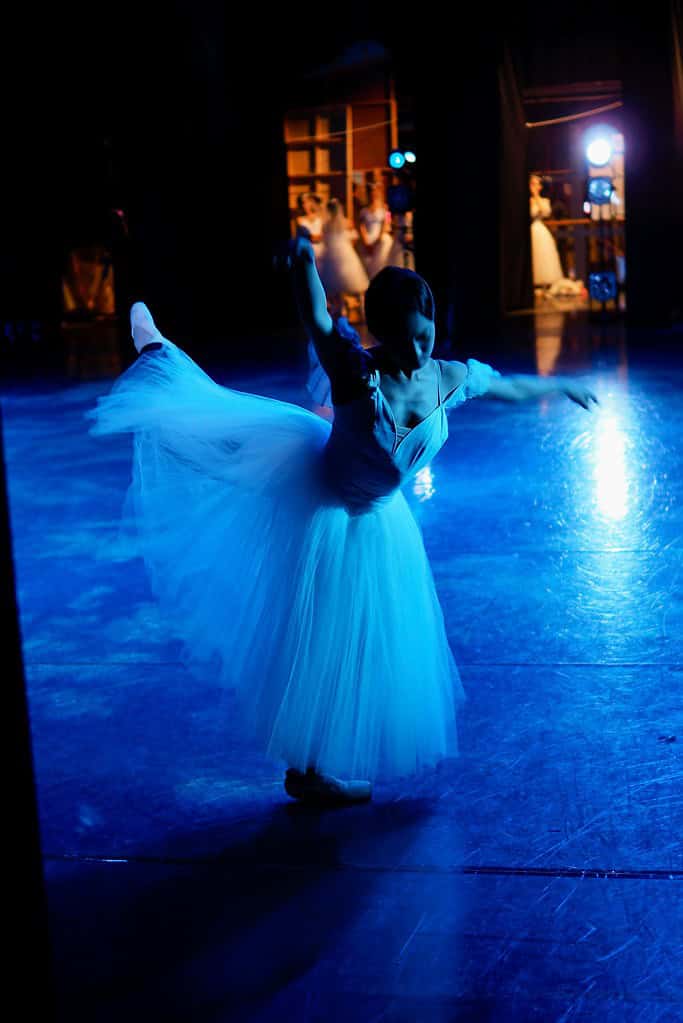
[130,301,166,353]
[285,767,372,805]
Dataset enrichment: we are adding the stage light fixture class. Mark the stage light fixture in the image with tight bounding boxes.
[388,150,406,170]
[588,271,617,302]
[387,182,413,214]
[584,123,616,167]
[404,151,416,164]
[586,138,612,166]
[586,177,614,205]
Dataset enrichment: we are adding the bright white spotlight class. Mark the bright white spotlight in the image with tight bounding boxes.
[586,137,613,167]
[404,151,416,164]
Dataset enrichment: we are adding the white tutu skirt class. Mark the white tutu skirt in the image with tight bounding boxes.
[89,343,462,780]
[531,219,563,286]
[361,233,395,280]
[317,234,369,296]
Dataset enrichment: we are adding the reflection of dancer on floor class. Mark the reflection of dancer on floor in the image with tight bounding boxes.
[317,198,369,317]
[89,245,597,806]
[530,173,563,288]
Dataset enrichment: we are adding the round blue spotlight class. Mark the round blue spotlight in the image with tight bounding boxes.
[404,150,416,164]
[588,271,617,302]
[388,149,406,170]
[586,176,614,205]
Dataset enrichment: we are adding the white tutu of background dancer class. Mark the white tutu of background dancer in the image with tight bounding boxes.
[316,198,369,306]
[358,183,396,279]
[530,173,564,287]
[89,244,597,803]
[295,191,324,263]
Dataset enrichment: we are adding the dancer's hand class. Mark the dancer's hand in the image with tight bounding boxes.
[563,382,599,411]
[272,236,315,272]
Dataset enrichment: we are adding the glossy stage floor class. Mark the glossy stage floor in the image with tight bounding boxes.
[4,310,683,1022]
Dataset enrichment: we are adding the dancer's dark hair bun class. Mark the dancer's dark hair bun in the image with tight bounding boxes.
[364,267,435,343]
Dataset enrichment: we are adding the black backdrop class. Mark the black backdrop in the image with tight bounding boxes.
[4,1,682,367]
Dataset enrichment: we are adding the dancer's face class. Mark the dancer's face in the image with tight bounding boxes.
[392,310,435,371]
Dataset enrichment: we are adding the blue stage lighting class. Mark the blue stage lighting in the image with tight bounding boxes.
[387,182,413,214]
[388,150,406,170]
[588,271,617,302]
[587,177,614,205]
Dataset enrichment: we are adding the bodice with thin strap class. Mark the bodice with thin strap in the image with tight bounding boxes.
[321,359,456,514]
[307,319,500,514]
[381,358,444,448]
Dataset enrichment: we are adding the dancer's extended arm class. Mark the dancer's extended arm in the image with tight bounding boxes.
[484,374,598,410]
[287,236,334,357]
[440,360,598,411]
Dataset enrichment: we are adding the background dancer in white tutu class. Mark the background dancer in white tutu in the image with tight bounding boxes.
[316,198,369,317]
[89,238,597,806]
[295,192,324,262]
[529,173,564,289]
[358,182,394,279]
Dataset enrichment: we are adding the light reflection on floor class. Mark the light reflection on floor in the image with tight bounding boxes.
[413,465,435,502]
[593,411,630,523]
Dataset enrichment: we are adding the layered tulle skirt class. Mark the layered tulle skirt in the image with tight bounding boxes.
[531,218,563,286]
[89,342,462,780]
[317,234,369,296]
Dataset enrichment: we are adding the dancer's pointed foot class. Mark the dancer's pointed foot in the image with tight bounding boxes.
[130,301,166,353]
[285,767,372,806]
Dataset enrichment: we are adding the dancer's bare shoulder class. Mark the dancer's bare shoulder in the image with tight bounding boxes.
[437,359,468,395]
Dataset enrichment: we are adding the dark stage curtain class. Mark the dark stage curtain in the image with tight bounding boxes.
[621,2,683,328]
[411,25,530,352]
[671,0,683,325]
[499,47,533,313]
[2,411,56,1016]
[672,0,683,171]
[412,32,502,351]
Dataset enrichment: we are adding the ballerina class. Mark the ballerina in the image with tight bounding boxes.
[316,198,369,317]
[89,238,597,806]
[357,183,394,279]
[295,192,324,262]
[530,173,564,289]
